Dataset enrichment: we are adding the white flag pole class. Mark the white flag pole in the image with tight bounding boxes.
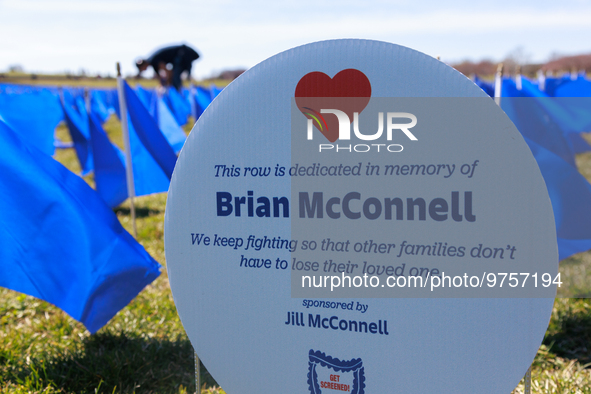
[189,82,197,121]
[116,62,137,238]
[571,68,577,81]
[537,69,546,92]
[84,88,91,115]
[494,63,503,106]
[515,64,522,91]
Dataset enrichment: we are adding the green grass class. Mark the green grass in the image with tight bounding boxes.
[2,112,591,393]
[0,194,221,393]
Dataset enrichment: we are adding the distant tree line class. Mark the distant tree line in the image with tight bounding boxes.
[452,53,591,78]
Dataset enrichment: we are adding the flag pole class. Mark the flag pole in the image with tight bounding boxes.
[515,64,522,91]
[189,82,197,121]
[84,88,91,115]
[494,63,503,106]
[537,69,546,92]
[116,62,137,238]
[524,365,532,394]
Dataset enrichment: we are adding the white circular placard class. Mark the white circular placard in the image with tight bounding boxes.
[165,39,557,393]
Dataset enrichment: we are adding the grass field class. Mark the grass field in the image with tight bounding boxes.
[1,104,591,393]
[0,73,229,89]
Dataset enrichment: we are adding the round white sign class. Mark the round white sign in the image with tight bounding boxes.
[165,39,557,393]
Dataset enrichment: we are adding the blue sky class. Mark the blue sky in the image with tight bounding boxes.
[1,0,590,79]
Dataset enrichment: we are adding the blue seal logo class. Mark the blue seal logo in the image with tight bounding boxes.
[307,349,365,393]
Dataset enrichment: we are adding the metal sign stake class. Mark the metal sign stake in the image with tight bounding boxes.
[524,365,532,394]
[195,351,201,393]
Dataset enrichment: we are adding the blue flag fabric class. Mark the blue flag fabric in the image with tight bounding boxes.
[501,78,579,167]
[545,96,591,134]
[61,94,94,175]
[544,76,571,97]
[521,77,591,131]
[112,89,121,120]
[131,86,186,153]
[88,112,128,208]
[135,86,157,117]
[566,130,591,155]
[0,118,160,333]
[211,85,223,98]
[123,81,177,180]
[552,76,591,98]
[91,89,115,123]
[473,76,494,97]
[103,89,119,119]
[95,81,172,201]
[548,78,591,138]
[0,85,63,155]
[510,78,591,153]
[500,78,591,260]
[124,119,170,197]
[164,87,191,126]
[156,96,187,153]
[523,135,591,260]
[193,86,213,119]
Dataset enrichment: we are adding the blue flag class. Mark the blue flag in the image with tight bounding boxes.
[510,78,591,153]
[93,81,174,202]
[90,89,115,123]
[0,85,63,155]
[135,86,157,117]
[193,86,213,119]
[553,76,591,97]
[61,93,94,175]
[501,78,579,167]
[132,86,186,153]
[163,87,191,126]
[123,81,177,180]
[523,135,591,260]
[543,76,571,97]
[156,96,187,153]
[88,112,128,208]
[545,78,591,142]
[211,84,223,98]
[103,89,119,119]
[473,76,494,97]
[0,118,160,333]
[501,78,591,259]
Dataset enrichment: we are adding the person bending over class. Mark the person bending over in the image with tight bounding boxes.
[136,44,200,91]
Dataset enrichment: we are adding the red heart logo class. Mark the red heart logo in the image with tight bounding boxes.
[295,69,371,142]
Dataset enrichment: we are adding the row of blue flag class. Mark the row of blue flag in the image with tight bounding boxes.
[0,82,222,333]
[1,73,591,334]
[0,82,221,207]
[475,74,591,260]
[0,82,222,157]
